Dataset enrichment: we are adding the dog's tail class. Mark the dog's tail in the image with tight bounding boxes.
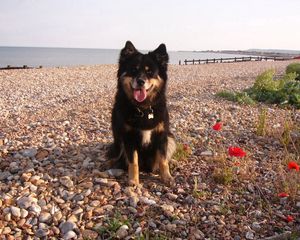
[106,142,127,169]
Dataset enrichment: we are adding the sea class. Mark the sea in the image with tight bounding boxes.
[0,46,250,67]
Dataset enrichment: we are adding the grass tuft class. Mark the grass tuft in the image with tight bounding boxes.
[95,212,129,239]
[256,108,267,136]
[173,143,191,161]
[216,90,255,105]
[212,167,234,185]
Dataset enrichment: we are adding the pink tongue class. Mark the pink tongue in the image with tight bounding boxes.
[134,88,147,102]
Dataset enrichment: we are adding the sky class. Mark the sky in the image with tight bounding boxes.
[1,0,300,51]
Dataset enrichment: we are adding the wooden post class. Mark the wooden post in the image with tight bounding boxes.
[234,57,237,62]
[192,59,195,65]
[179,60,181,65]
[184,59,187,65]
[198,60,200,64]
[220,58,223,63]
[206,59,208,64]
[213,58,215,63]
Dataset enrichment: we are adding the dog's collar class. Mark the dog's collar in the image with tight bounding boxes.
[135,106,154,119]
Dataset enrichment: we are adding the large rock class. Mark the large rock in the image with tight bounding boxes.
[59,221,76,235]
[60,176,74,189]
[17,197,37,209]
[21,148,38,158]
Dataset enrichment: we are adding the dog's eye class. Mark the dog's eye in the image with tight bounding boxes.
[131,67,139,75]
[146,70,152,76]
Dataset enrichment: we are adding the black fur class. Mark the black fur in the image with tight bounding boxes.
[108,41,174,174]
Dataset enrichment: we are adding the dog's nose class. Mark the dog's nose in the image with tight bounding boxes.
[137,79,145,87]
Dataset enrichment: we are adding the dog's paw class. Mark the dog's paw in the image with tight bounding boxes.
[128,178,140,187]
[161,175,175,187]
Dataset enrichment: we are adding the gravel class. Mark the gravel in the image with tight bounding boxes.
[0,61,300,239]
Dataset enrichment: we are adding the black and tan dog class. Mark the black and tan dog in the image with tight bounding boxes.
[107,41,176,186]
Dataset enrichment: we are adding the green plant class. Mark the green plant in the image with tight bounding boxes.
[290,231,300,240]
[256,108,267,136]
[219,203,232,215]
[173,143,191,161]
[280,113,300,155]
[216,69,300,108]
[249,70,298,106]
[252,69,278,92]
[136,231,169,240]
[216,90,238,102]
[275,157,300,201]
[286,62,300,80]
[192,176,210,198]
[235,92,256,105]
[216,90,255,105]
[282,81,300,108]
[95,212,129,239]
[281,118,292,148]
[212,167,234,185]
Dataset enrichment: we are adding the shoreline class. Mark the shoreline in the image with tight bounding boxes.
[4,47,299,68]
[1,57,300,70]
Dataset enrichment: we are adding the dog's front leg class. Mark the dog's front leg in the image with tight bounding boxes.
[157,136,176,186]
[124,140,139,186]
[157,151,174,186]
[128,150,139,186]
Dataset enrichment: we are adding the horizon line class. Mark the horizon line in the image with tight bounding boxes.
[0,45,300,53]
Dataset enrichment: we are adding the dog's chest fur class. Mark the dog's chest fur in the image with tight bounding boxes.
[140,130,152,146]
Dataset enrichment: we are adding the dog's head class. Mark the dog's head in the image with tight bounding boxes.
[117,41,169,106]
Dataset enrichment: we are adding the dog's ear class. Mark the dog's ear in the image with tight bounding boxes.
[150,43,169,68]
[120,41,137,61]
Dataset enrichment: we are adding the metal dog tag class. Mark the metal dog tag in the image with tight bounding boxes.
[148,113,154,119]
[148,106,154,119]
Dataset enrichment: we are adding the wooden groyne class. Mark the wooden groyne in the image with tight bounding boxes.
[0,65,43,70]
[179,56,296,65]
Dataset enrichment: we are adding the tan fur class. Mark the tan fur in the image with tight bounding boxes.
[154,122,165,133]
[122,76,134,99]
[152,137,176,185]
[121,75,163,103]
[128,150,139,186]
[148,76,163,100]
[156,151,174,185]
[166,137,176,162]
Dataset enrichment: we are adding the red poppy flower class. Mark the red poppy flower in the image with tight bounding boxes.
[228,147,246,157]
[288,161,300,171]
[183,144,189,151]
[286,215,294,222]
[212,122,222,131]
[278,192,289,198]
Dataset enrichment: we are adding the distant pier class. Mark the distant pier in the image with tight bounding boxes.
[179,56,296,65]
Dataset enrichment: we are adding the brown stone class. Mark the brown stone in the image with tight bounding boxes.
[21,172,32,182]
[82,229,98,239]
[35,149,49,160]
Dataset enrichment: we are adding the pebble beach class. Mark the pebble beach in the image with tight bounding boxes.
[0,60,300,239]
